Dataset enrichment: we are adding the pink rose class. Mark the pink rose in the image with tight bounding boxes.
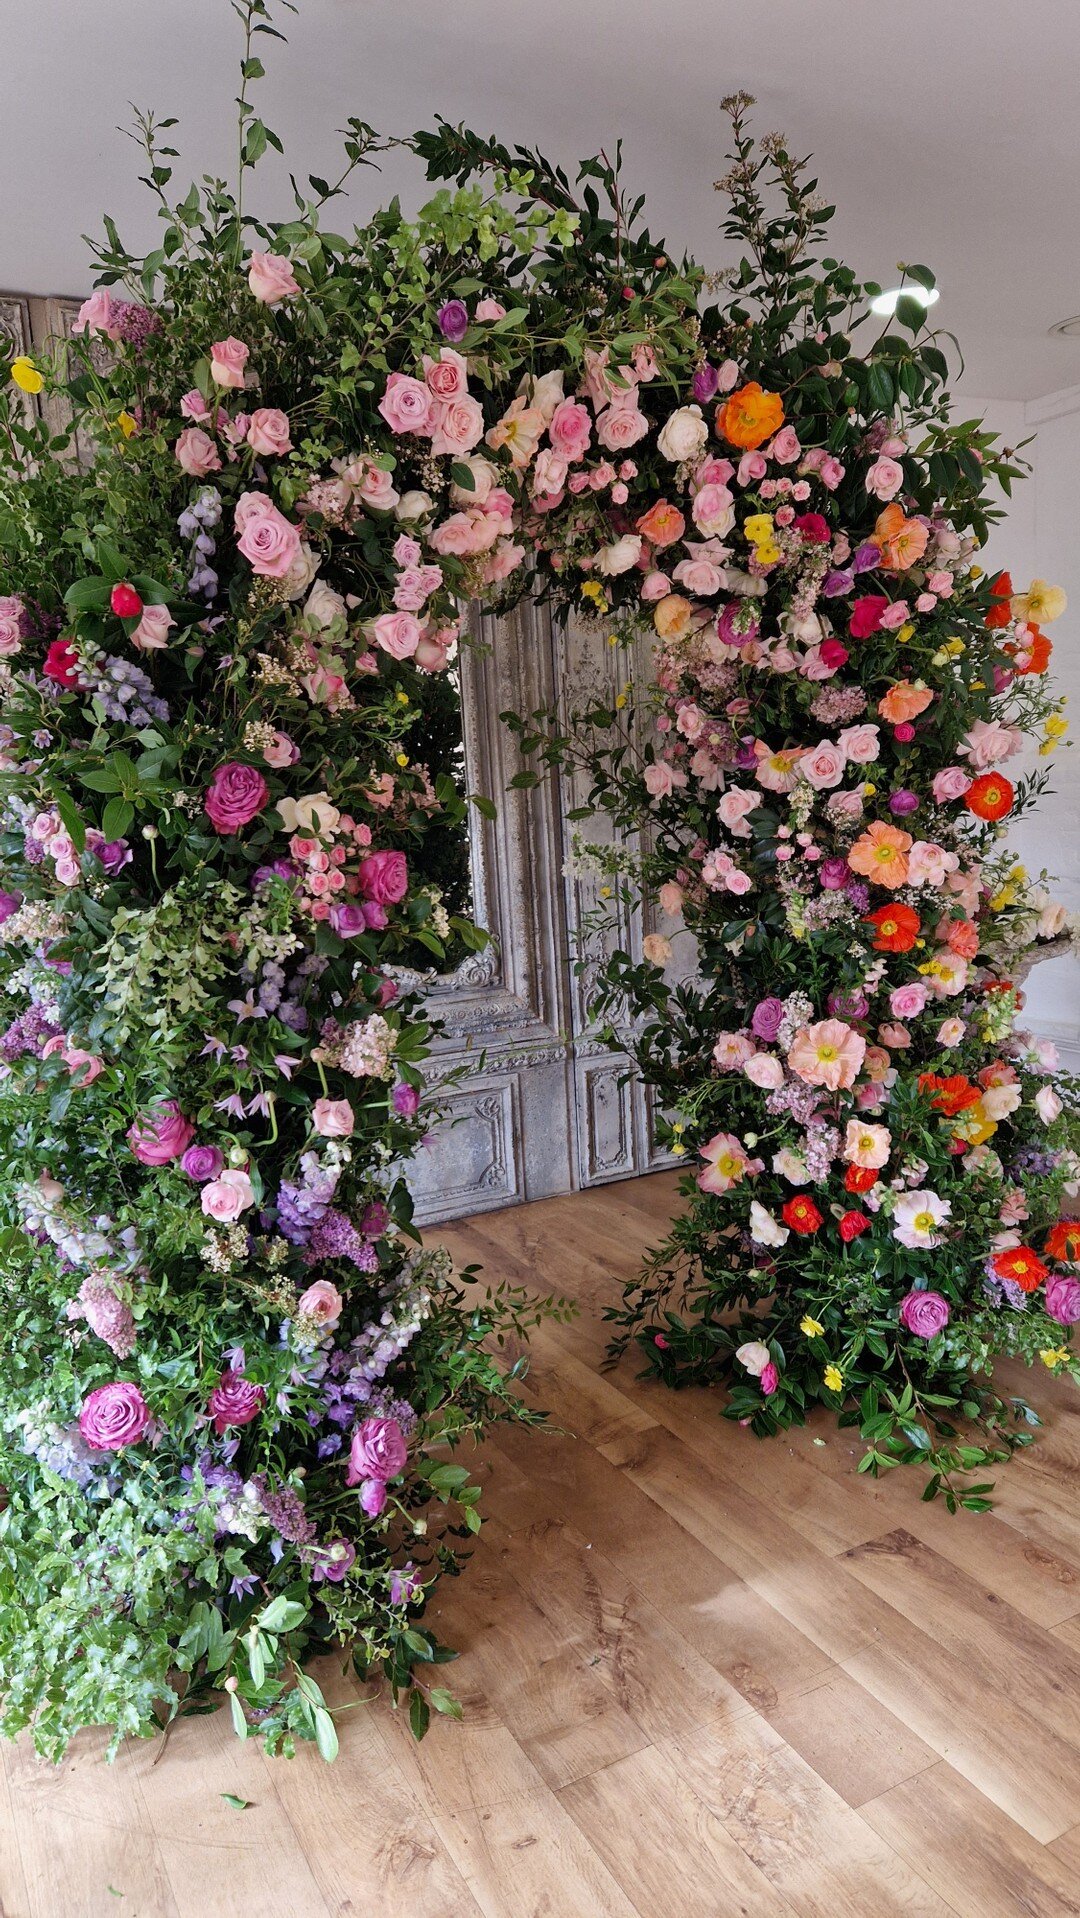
[264,730,299,769]
[644,761,683,799]
[128,1100,195,1165]
[345,1416,408,1487]
[201,1169,255,1223]
[640,571,672,602]
[79,1381,150,1451]
[247,408,292,458]
[0,595,24,657]
[673,558,724,597]
[865,457,905,500]
[889,983,929,1020]
[737,451,767,486]
[898,1291,950,1339]
[744,1052,785,1089]
[717,787,759,837]
[207,1369,266,1436]
[72,289,124,341]
[175,427,222,477]
[297,1280,344,1327]
[691,483,735,536]
[205,761,270,834]
[247,252,300,304]
[234,493,302,578]
[358,849,408,904]
[474,297,506,321]
[769,426,802,465]
[1046,1275,1080,1326]
[959,718,1024,769]
[932,767,970,804]
[658,881,684,915]
[836,723,880,765]
[422,348,468,400]
[595,400,649,452]
[129,604,175,652]
[429,394,485,457]
[378,372,435,437]
[371,610,422,660]
[801,741,847,790]
[548,399,593,462]
[209,337,250,389]
[312,1097,354,1137]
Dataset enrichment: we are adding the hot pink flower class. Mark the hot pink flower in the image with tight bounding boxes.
[346,1416,408,1486]
[79,1381,150,1450]
[358,849,408,904]
[205,761,269,834]
[208,1369,266,1436]
[128,1100,195,1165]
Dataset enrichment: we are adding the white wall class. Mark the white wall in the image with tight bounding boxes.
[964,390,1080,1061]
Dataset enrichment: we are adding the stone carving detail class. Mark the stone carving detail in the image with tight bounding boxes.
[42,298,114,468]
[0,296,36,430]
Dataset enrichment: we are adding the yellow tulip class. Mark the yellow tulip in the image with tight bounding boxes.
[9,355,43,395]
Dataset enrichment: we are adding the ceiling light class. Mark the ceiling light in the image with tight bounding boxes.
[1048,315,1080,338]
[869,285,940,317]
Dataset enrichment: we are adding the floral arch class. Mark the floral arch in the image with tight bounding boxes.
[0,4,1076,1761]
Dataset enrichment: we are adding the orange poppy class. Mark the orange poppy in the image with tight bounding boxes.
[865,903,920,952]
[965,772,1014,823]
[1045,1220,1080,1263]
[847,820,912,889]
[715,382,785,450]
[1005,625,1052,675]
[877,680,934,725]
[873,503,930,572]
[637,499,686,549]
[990,1245,1049,1294]
[984,570,1014,628]
[917,1072,983,1118]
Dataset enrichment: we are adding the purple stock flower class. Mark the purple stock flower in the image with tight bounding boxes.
[751,997,784,1043]
[436,299,469,342]
[888,789,920,817]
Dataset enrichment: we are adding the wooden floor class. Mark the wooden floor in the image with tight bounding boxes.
[6,1174,1080,1917]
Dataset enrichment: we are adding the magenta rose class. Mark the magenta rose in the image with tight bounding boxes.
[898,1290,950,1339]
[207,1368,266,1436]
[345,1415,408,1487]
[760,1361,780,1396]
[180,1144,223,1182]
[1045,1274,1080,1326]
[79,1381,151,1451]
[329,901,370,938]
[128,1100,195,1165]
[204,762,269,835]
[357,849,408,905]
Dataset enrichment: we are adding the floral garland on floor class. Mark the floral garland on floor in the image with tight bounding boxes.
[503,102,1079,1505]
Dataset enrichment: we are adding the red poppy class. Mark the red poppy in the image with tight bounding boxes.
[984,570,1014,629]
[838,1210,870,1242]
[865,903,921,953]
[845,1164,879,1195]
[965,773,1014,823]
[43,639,80,687]
[849,594,889,639]
[1004,625,1052,676]
[1044,1221,1080,1264]
[782,1196,823,1236]
[918,1072,982,1118]
[990,1246,1049,1294]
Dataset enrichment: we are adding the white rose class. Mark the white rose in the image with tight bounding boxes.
[642,933,673,967]
[304,580,347,630]
[282,541,320,601]
[596,534,643,577]
[277,791,341,837]
[980,1083,1023,1122]
[450,457,499,506]
[657,405,708,464]
[395,490,434,523]
[524,369,566,424]
[749,1200,790,1247]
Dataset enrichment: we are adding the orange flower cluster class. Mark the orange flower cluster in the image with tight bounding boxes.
[716,382,784,449]
[917,1072,983,1118]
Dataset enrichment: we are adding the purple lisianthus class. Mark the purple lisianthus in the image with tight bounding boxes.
[392,1082,420,1118]
[181,1143,224,1182]
[390,1561,423,1605]
[691,362,719,402]
[827,988,869,1022]
[898,1290,950,1339]
[329,901,368,938]
[311,1537,357,1583]
[1045,1274,1080,1326]
[436,299,469,342]
[252,857,297,891]
[85,829,132,876]
[851,541,882,573]
[888,790,920,817]
[751,997,784,1044]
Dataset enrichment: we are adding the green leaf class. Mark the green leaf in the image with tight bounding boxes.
[313,1707,339,1762]
[429,1688,464,1720]
[63,576,110,612]
[258,1596,306,1634]
[229,1692,248,1741]
[100,797,135,841]
[221,1794,251,1810]
[408,1689,430,1741]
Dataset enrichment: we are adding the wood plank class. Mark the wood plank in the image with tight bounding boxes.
[863,1761,1080,1917]
[4,1728,180,1918]
[0,1741,32,1918]
[764,1669,938,1809]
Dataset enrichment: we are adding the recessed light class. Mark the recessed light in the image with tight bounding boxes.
[1049,315,1080,338]
[869,285,940,317]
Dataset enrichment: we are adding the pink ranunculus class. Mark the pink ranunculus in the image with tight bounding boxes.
[209,337,250,389]
[640,571,672,602]
[865,456,904,500]
[205,761,269,834]
[200,1168,255,1223]
[207,1368,266,1436]
[371,610,422,660]
[836,723,880,765]
[79,1381,150,1451]
[127,604,174,654]
[898,1290,950,1339]
[247,407,292,458]
[234,494,302,579]
[312,1097,354,1137]
[378,372,435,437]
[128,1100,195,1165]
[346,1416,408,1487]
[297,1279,344,1328]
[548,398,593,462]
[1046,1275,1080,1326]
[72,288,124,341]
[358,849,408,904]
[248,251,300,303]
[175,427,222,477]
[759,1361,780,1396]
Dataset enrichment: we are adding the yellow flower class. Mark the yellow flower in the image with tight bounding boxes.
[9,355,43,395]
[823,1364,843,1393]
[897,623,914,643]
[1040,1347,1070,1369]
[116,410,138,438]
[743,513,774,546]
[754,538,782,565]
[395,751,408,768]
[1011,579,1067,625]
[800,1315,825,1339]
[614,692,628,710]
[1045,714,1068,740]
[396,691,410,706]
[989,887,1016,912]
[671,1141,687,1157]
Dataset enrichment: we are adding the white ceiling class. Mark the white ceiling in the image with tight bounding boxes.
[4,0,1080,400]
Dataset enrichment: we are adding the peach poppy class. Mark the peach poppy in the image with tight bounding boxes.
[715,382,785,450]
[877,680,934,725]
[698,1130,753,1195]
[873,503,929,571]
[787,1019,866,1092]
[847,820,912,889]
[653,593,695,640]
[637,500,686,549]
